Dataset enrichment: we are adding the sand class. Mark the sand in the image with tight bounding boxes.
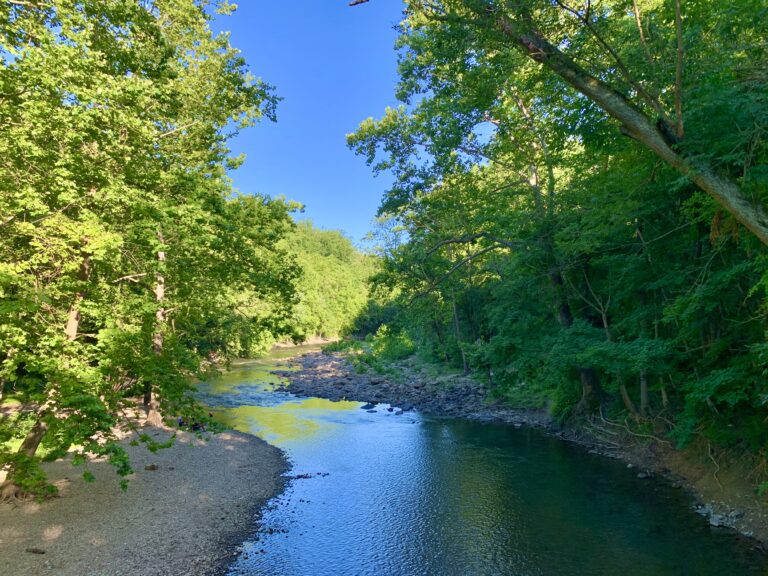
[0,427,286,576]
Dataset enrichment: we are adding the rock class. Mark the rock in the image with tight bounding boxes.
[360,403,376,410]
[394,410,403,416]
[386,407,394,412]
[636,472,650,479]
[709,514,727,527]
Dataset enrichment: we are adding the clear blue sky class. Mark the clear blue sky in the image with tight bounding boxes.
[212,1,404,244]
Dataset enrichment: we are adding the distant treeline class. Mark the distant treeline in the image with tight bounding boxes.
[287,221,377,342]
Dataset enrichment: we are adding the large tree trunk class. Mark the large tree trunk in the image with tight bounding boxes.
[575,367,602,414]
[495,16,768,246]
[144,232,165,427]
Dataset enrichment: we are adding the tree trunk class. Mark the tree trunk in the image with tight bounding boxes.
[18,419,49,458]
[620,380,640,420]
[2,255,90,498]
[640,371,649,417]
[64,256,90,341]
[451,297,469,374]
[549,267,604,413]
[575,367,602,414]
[660,381,670,409]
[144,232,165,427]
[512,91,604,413]
[496,16,768,246]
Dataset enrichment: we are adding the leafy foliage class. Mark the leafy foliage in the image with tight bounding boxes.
[349,0,768,465]
[0,0,297,495]
[285,221,377,340]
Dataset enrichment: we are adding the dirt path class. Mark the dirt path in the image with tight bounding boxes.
[0,428,286,576]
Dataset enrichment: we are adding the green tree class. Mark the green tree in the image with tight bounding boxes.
[349,0,768,463]
[0,0,296,497]
[286,221,377,340]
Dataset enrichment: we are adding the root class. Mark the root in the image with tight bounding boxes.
[708,441,723,489]
[0,480,24,502]
[597,408,672,446]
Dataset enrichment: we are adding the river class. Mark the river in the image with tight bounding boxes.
[197,347,768,576]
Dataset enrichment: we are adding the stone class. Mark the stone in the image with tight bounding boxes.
[709,515,727,527]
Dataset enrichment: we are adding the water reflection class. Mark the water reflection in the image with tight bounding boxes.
[199,350,768,576]
[213,398,359,444]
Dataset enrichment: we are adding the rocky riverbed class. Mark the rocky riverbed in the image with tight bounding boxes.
[275,352,551,427]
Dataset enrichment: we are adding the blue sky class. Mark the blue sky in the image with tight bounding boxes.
[213,1,404,244]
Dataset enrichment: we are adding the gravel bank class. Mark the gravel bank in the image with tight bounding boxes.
[0,428,286,576]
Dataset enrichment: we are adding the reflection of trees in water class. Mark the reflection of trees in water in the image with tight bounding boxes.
[208,360,768,576]
[218,397,359,444]
[419,422,541,575]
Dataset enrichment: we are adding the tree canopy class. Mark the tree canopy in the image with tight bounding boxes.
[349,0,768,456]
[0,0,298,496]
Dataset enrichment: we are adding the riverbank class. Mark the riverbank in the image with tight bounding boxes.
[0,426,286,576]
[277,350,768,547]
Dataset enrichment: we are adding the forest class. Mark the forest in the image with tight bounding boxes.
[1,0,767,508]
[0,1,371,497]
[347,0,768,473]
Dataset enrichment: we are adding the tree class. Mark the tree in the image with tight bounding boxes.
[352,0,768,244]
[0,0,295,497]
[285,221,377,340]
[349,0,768,461]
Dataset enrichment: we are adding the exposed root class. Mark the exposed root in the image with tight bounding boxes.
[0,480,24,502]
[597,409,672,446]
[708,441,723,489]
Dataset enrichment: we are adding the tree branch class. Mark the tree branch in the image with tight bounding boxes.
[112,273,148,284]
[674,0,685,139]
[553,0,669,123]
[631,0,653,66]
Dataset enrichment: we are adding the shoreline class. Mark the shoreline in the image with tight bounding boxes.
[0,426,287,576]
[277,350,768,548]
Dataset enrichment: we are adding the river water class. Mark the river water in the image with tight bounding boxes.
[198,348,768,576]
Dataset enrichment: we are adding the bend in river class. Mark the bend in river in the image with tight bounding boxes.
[197,348,768,576]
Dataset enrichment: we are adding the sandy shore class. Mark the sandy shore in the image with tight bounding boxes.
[0,427,286,576]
